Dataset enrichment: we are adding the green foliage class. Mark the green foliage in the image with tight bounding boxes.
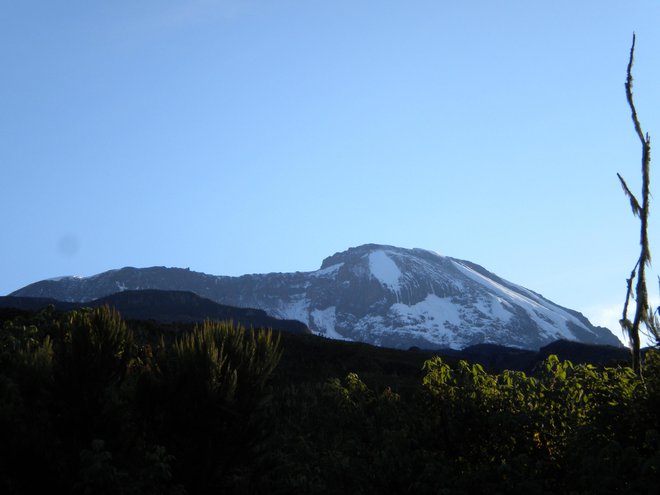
[136,320,281,492]
[51,306,136,456]
[419,354,656,492]
[1,307,659,494]
[53,305,135,414]
[0,309,283,494]
[56,305,134,384]
[143,319,281,425]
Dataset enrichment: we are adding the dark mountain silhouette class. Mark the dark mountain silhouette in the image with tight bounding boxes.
[0,290,310,334]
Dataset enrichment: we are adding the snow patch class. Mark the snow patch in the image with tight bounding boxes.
[275,296,310,326]
[391,294,462,328]
[369,251,402,292]
[451,260,587,339]
[473,295,514,322]
[311,306,351,341]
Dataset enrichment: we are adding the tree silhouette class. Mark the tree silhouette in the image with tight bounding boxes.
[618,33,654,376]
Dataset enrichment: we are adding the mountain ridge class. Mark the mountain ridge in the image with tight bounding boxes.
[0,290,310,334]
[10,244,621,350]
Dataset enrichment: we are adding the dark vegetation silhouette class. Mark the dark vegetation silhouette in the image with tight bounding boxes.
[1,306,660,494]
[618,34,658,375]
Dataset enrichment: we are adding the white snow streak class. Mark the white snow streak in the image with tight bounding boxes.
[276,296,310,326]
[311,306,351,341]
[369,251,402,292]
[451,260,588,338]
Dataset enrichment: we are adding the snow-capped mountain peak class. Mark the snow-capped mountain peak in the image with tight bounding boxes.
[10,244,621,350]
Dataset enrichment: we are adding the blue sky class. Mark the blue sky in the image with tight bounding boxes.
[3,1,660,343]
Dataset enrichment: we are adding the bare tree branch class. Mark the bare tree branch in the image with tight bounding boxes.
[626,33,647,146]
[618,173,642,217]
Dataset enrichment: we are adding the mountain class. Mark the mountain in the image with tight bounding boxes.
[0,291,310,334]
[10,244,621,350]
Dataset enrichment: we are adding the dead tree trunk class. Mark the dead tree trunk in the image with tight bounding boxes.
[618,33,652,376]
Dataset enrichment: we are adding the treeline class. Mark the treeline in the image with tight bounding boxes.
[1,307,659,494]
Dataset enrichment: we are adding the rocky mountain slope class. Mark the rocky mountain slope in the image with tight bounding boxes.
[10,244,621,350]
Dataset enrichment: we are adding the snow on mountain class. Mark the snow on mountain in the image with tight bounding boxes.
[450,260,576,341]
[369,251,402,294]
[10,244,622,350]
